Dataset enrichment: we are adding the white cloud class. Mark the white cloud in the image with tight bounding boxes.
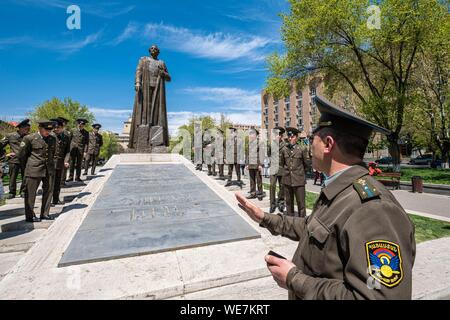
[109,22,138,46]
[0,31,102,54]
[183,86,261,111]
[143,23,272,62]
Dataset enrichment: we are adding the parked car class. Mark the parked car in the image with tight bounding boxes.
[375,156,393,164]
[409,154,435,165]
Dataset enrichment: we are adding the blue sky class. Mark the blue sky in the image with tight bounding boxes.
[0,0,288,134]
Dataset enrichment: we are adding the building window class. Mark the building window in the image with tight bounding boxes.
[310,87,316,97]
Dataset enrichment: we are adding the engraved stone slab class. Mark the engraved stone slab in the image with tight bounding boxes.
[150,126,164,146]
[59,164,260,266]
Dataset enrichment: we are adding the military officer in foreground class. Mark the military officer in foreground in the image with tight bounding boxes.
[0,119,31,199]
[19,120,57,222]
[51,118,71,205]
[236,95,415,299]
[68,119,89,182]
[269,126,286,213]
[281,127,309,217]
[84,123,103,176]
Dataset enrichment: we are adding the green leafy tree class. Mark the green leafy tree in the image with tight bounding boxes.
[266,0,449,171]
[29,97,95,131]
[100,132,123,160]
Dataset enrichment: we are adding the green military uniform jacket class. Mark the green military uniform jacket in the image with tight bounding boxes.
[261,165,416,299]
[225,135,238,165]
[87,132,103,156]
[55,132,71,170]
[246,138,261,170]
[19,133,56,178]
[280,143,309,186]
[269,140,286,176]
[0,132,26,165]
[70,128,89,153]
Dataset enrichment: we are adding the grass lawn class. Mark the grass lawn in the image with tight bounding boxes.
[381,167,450,185]
[263,183,450,243]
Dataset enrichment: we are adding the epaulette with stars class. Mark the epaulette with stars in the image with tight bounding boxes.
[353,176,381,201]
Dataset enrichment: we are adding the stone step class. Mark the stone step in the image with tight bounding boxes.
[0,215,53,233]
[0,251,25,281]
[0,229,46,253]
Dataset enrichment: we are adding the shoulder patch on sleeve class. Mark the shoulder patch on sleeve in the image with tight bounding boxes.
[353,177,381,200]
[20,141,26,147]
[366,240,403,288]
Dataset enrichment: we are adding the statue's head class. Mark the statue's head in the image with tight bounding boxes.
[149,45,160,58]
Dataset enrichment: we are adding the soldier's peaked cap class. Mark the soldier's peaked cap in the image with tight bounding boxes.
[92,123,102,129]
[38,120,54,130]
[50,118,64,127]
[76,118,88,124]
[57,117,69,124]
[313,95,391,140]
[16,119,31,128]
[286,127,300,136]
[273,126,286,135]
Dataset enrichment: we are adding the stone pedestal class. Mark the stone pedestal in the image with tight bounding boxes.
[133,125,166,153]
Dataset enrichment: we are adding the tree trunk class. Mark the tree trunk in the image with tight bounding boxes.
[387,135,401,172]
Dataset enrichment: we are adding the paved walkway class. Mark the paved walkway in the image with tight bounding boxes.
[0,177,94,281]
[302,179,450,222]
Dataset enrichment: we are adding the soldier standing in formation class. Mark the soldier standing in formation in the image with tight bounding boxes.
[225,128,242,187]
[269,126,286,213]
[51,118,71,206]
[59,117,71,187]
[236,95,415,299]
[280,127,309,217]
[0,119,31,199]
[19,121,56,222]
[215,129,226,180]
[246,129,264,200]
[68,119,89,182]
[84,124,103,176]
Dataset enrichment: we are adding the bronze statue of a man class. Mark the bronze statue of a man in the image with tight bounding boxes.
[129,45,171,149]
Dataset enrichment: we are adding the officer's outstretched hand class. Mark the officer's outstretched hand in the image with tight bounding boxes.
[235,192,264,223]
[265,255,296,290]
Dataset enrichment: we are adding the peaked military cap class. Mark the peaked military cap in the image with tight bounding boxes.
[50,118,64,127]
[286,127,300,137]
[58,117,69,124]
[16,119,31,128]
[92,123,102,129]
[273,126,286,135]
[228,127,237,132]
[313,95,391,140]
[76,118,88,125]
[38,120,55,130]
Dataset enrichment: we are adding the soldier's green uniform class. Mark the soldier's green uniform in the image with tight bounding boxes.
[84,124,103,176]
[280,127,309,217]
[269,127,286,213]
[215,129,226,180]
[59,117,71,187]
[68,119,89,182]
[260,95,415,299]
[51,119,71,205]
[0,119,30,198]
[19,121,57,222]
[246,129,263,199]
[225,128,241,186]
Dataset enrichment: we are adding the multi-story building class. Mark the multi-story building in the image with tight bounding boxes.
[261,76,325,137]
[232,124,261,132]
[117,117,131,150]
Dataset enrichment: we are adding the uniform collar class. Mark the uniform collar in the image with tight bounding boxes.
[321,165,369,201]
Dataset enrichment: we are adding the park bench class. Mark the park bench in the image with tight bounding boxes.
[376,172,401,190]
